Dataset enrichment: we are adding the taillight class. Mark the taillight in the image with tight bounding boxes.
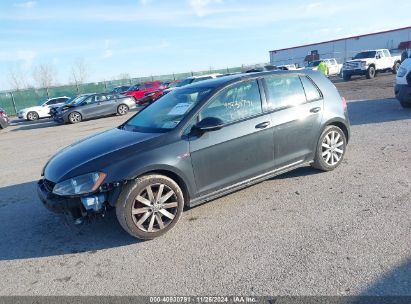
[0,111,4,117]
[342,97,347,110]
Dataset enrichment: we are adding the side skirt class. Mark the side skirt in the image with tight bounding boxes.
[188,160,310,208]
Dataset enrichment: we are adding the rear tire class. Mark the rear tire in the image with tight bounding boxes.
[115,174,184,240]
[117,104,129,116]
[27,111,39,121]
[366,66,376,79]
[311,125,347,172]
[68,112,82,124]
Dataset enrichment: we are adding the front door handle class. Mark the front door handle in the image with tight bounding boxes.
[310,107,321,113]
[255,121,270,129]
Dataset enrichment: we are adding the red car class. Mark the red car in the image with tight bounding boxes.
[138,81,181,105]
[124,81,162,101]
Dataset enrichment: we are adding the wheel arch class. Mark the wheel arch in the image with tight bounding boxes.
[323,119,350,143]
[130,168,192,207]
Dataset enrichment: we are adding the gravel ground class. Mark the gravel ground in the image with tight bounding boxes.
[0,73,410,296]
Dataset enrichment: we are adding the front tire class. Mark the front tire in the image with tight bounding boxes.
[392,61,400,74]
[116,174,184,240]
[311,125,347,171]
[343,73,351,81]
[399,99,411,108]
[68,112,82,124]
[27,111,39,121]
[366,66,376,79]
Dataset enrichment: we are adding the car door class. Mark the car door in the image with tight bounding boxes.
[189,79,274,195]
[376,50,385,70]
[383,50,392,68]
[78,95,98,118]
[95,94,116,116]
[263,74,323,169]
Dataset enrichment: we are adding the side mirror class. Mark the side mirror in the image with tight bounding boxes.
[193,117,224,133]
[376,55,381,59]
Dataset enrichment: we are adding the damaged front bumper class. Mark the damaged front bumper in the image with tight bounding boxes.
[37,178,122,221]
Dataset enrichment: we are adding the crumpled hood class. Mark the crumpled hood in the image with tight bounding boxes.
[44,128,162,183]
[55,104,74,112]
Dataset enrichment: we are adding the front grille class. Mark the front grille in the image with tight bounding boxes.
[345,62,359,70]
[43,179,56,192]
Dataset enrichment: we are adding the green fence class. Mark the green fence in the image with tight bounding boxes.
[0,66,243,116]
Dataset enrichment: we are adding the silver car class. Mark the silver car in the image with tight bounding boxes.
[53,93,137,124]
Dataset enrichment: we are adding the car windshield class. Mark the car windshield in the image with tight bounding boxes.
[63,97,76,104]
[176,78,194,87]
[38,99,48,106]
[71,95,90,105]
[353,51,376,59]
[128,84,140,91]
[307,61,321,67]
[168,81,180,88]
[139,83,156,89]
[124,87,213,133]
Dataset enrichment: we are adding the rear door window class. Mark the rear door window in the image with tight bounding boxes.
[264,75,306,110]
[201,80,262,124]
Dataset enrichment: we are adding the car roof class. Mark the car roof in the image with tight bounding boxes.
[184,70,318,90]
[49,96,70,100]
[188,73,221,79]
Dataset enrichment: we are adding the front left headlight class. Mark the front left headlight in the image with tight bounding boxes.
[361,61,367,68]
[397,67,407,77]
[53,172,106,196]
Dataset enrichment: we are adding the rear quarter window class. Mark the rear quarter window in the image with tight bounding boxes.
[300,76,323,102]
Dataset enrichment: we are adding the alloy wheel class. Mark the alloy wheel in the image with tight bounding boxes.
[118,105,128,115]
[27,112,38,120]
[321,130,344,166]
[131,183,178,233]
[70,112,81,123]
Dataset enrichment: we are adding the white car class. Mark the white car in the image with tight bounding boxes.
[305,58,342,76]
[17,96,70,121]
[395,58,411,108]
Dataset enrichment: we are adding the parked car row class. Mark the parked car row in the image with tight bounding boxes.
[275,49,402,80]
[14,74,225,125]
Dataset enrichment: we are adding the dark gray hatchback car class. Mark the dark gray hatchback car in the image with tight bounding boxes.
[38,71,350,239]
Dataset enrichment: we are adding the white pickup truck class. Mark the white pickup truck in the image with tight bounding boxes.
[342,49,401,81]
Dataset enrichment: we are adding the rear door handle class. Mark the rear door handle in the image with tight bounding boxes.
[310,107,321,113]
[255,121,270,129]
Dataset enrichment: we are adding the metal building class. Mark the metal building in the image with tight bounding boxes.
[269,26,411,67]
